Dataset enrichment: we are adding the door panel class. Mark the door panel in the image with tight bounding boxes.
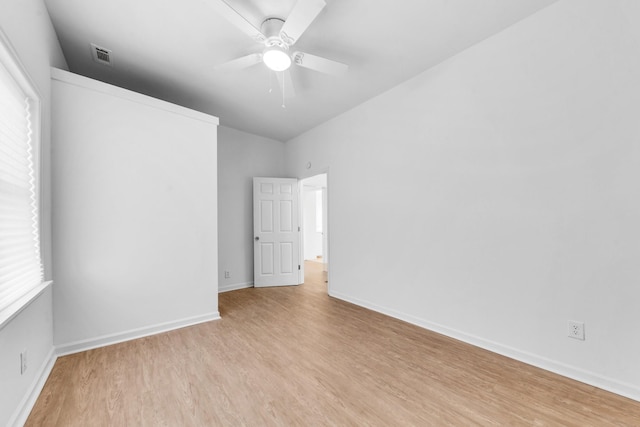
[261,182,274,194]
[280,200,293,231]
[254,177,300,287]
[260,200,274,232]
[280,242,293,273]
[260,243,274,275]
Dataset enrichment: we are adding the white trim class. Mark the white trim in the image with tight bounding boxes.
[55,312,221,356]
[329,290,640,403]
[0,281,52,330]
[8,347,57,427]
[219,281,254,293]
[50,68,219,126]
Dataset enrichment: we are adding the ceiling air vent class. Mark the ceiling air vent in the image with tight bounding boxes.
[90,43,113,66]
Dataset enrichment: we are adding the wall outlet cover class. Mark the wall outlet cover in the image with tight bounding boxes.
[568,320,585,341]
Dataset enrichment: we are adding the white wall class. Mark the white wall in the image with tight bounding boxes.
[51,70,219,353]
[0,1,67,425]
[217,126,285,292]
[285,0,640,401]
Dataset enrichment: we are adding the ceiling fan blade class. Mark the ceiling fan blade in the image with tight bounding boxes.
[279,0,326,45]
[276,70,296,98]
[208,0,266,42]
[292,51,348,75]
[214,53,262,72]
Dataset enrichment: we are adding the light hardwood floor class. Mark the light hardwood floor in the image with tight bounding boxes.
[28,262,640,426]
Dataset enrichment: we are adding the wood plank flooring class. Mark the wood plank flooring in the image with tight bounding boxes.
[27,262,640,425]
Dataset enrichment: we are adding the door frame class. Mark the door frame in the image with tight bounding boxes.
[298,168,331,294]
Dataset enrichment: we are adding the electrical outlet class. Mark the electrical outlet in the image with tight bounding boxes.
[20,349,27,374]
[224,271,231,279]
[568,320,585,340]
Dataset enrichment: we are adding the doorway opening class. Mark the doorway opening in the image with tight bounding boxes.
[300,173,328,291]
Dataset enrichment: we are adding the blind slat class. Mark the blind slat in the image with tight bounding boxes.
[0,245,38,260]
[0,256,39,277]
[0,243,37,259]
[0,114,29,140]
[0,267,42,292]
[0,271,42,308]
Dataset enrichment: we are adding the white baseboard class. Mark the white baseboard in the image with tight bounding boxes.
[329,290,640,403]
[55,312,221,356]
[219,281,254,293]
[9,347,57,427]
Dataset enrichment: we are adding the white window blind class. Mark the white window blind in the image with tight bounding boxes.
[0,51,43,312]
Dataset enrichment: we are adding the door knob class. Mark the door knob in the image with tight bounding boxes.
[255,236,259,241]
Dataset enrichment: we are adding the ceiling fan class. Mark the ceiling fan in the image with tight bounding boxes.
[209,0,348,97]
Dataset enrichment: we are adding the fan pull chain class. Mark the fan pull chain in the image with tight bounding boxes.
[268,69,273,94]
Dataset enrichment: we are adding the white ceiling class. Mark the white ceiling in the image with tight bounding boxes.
[44,0,557,142]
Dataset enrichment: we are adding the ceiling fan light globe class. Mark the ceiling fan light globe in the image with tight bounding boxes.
[263,48,291,72]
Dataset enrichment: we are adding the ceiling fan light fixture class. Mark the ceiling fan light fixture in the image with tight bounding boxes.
[263,46,291,71]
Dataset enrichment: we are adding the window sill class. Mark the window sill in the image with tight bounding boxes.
[0,281,53,331]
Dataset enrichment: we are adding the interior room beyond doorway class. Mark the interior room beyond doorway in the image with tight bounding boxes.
[301,173,328,284]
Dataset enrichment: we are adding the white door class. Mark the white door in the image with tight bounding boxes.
[253,177,301,287]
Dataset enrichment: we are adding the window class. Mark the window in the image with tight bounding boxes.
[0,31,44,321]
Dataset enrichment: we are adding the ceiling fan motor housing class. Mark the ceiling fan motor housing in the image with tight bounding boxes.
[261,18,287,47]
